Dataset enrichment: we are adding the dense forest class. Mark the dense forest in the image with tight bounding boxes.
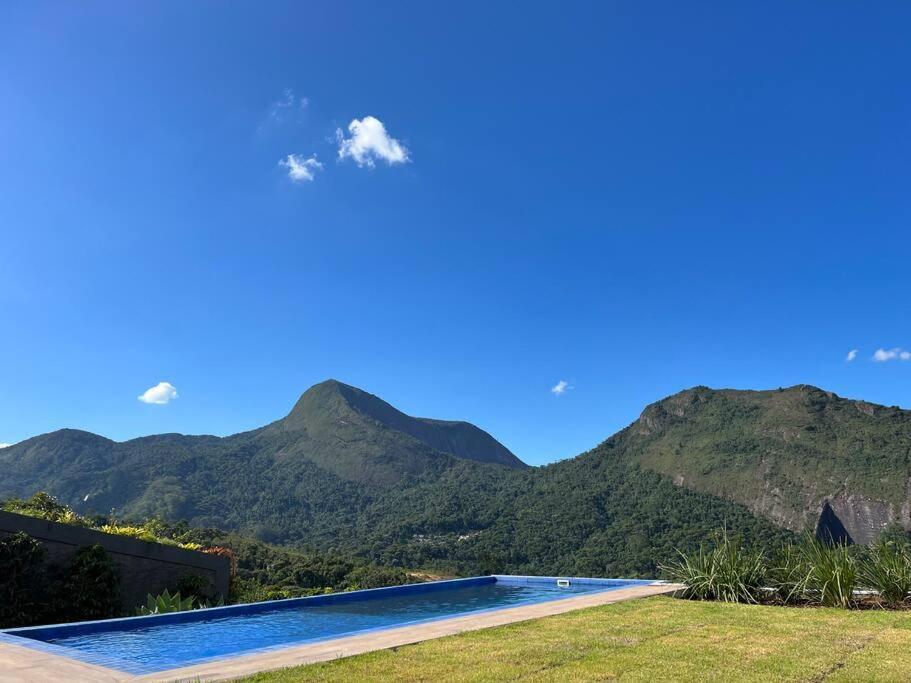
[6,381,904,577]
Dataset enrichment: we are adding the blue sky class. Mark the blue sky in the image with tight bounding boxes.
[1,2,909,464]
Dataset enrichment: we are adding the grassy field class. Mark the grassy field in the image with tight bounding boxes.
[242,596,911,682]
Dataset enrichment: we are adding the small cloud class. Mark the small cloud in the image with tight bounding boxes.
[845,349,858,362]
[872,348,911,363]
[279,154,323,182]
[336,116,410,168]
[551,380,572,396]
[257,89,309,132]
[268,88,307,120]
[270,88,294,116]
[138,381,179,405]
[0,442,11,449]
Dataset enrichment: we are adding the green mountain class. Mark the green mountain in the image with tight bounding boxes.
[8,381,901,576]
[274,379,527,479]
[621,384,911,544]
[0,379,523,529]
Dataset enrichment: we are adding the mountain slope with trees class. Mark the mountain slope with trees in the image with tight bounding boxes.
[4,381,904,575]
[621,384,911,543]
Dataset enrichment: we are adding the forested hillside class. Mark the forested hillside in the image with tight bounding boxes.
[620,385,911,543]
[7,381,904,576]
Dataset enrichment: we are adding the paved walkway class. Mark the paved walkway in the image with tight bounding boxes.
[0,583,680,682]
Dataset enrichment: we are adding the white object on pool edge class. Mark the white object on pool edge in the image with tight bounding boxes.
[556,579,570,587]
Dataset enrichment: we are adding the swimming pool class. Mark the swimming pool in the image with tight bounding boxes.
[1,575,652,675]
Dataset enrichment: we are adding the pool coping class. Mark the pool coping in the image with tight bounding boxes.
[0,578,681,682]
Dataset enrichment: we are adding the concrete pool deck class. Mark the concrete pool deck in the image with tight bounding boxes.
[0,582,680,682]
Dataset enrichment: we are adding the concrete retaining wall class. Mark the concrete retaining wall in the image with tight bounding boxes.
[0,510,230,613]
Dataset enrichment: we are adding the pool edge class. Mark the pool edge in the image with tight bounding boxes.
[135,581,680,682]
[0,579,681,682]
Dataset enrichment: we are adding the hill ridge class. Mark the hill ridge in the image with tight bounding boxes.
[2,382,910,575]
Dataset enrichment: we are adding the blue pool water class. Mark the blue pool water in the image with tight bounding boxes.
[2,575,647,674]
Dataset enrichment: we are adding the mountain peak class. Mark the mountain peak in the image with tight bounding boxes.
[280,379,373,430]
[281,379,527,469]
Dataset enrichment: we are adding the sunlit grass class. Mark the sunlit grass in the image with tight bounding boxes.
[240,596,911,682]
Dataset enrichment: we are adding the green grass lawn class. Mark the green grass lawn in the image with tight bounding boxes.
[241,596,911,682]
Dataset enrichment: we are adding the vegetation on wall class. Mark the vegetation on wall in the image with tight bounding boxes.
[0,533,120,628]
[2,492,202,550]
[60,544,121,621]
[0,493,420,627]
[0,532,49,627]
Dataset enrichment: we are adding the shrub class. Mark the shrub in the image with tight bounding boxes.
[175,573,213,602]
[661,530,765,604]
[860,541,911,606]
[61,544,121,621]
[343,564,411,590]
[229,576,271,604]
[227,577,332,603]
[0,532,49,627]
[203,546,238,576]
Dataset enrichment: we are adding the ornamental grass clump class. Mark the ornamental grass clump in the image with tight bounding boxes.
[767,542,808,605]
[799,534,857,608]
[668,528,911,610]
[661,531,766,604]
[859,541,911,607]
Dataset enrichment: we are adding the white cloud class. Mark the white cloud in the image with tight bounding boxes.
[551,380,572,396]
[138,382,179,405]
[0,443,11,449]
[268,88,308,120]
[845,349,858,362]
[336,116,410,167]
[279,154,323,182]
[872,348,911,362]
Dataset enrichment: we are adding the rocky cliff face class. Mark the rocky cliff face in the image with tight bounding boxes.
[822,491,911,545]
